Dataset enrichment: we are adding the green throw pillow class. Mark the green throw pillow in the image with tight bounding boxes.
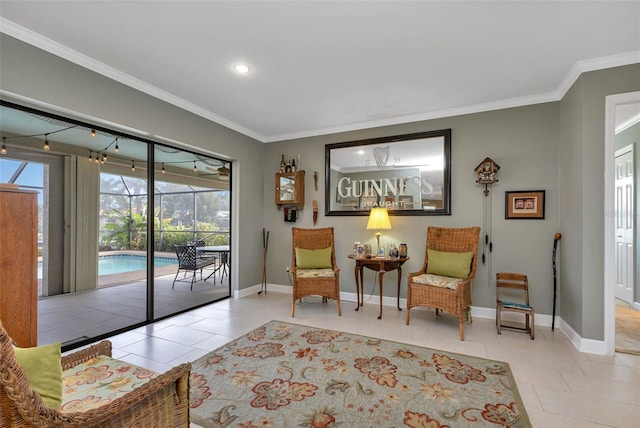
[426,249,473,278]
[295,247,333,269]
[14,342,63,410]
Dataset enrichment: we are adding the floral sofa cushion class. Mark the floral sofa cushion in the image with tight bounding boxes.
[411,273,464,290]
[61,355,158,413]
[296,268,336,279]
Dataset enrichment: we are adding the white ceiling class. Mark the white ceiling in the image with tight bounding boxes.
[1,1,639,143]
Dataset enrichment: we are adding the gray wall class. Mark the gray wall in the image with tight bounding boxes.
[264,104,561,313]
[0,34,266,291]
[558,64,640,339]
[3,31,640,342]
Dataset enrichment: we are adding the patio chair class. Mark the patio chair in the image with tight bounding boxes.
[173,244,215,290]
[406,226,480,340]
[0,322,190,427]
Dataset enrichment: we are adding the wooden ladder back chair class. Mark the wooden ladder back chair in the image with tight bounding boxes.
[406,226,481,340]
[496,272,535,339]
[291,227,341,317]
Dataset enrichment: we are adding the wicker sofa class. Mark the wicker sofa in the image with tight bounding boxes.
[0,323,190,427]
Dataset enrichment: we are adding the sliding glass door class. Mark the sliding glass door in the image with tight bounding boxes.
[0,101,232,350]
[152,145,231,318]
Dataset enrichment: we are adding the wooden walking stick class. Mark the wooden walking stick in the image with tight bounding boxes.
[259,228,269,295]
[552,233,561,331]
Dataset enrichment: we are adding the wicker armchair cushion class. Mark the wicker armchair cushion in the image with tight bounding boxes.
[62,354,158,413]
[295,247,332,269]
[426,249,474,278]
[14,342,63,410]
[411,273,465,290]
[296,268,336,278]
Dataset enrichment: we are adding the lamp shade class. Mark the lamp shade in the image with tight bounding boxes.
[367,207,392,230]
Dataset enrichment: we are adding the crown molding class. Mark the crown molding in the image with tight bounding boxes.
[0,18,265,142]
[264,91,558,142]
[555,50,640,101]
[616,112,640,135]
[2,17,639,144]
[267,50,640,143]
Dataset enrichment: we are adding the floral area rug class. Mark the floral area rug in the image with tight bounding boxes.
[189,320,530,427]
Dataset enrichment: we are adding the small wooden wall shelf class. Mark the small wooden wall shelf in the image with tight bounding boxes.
[275,170,305,210]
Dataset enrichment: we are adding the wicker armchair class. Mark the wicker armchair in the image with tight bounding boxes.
[291,227,342,317]
[0,322,191,427]
[405,226,481,340]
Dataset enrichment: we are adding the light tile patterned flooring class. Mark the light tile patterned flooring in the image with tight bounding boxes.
[38,272,230,346]
[71,293,638,428]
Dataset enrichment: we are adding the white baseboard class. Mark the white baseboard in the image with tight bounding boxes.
[234,283,291,299]
[557,317,607,355]
[237,283,607,354]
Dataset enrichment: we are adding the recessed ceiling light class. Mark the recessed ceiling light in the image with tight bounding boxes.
[234,64,250,74]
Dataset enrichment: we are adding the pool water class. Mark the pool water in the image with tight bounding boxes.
[37,255,178,278]
[99,255,177,275]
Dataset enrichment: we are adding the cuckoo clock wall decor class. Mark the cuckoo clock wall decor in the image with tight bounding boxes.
[474,157,500,268]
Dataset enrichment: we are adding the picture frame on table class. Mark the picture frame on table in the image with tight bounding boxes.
[505,190,545,219]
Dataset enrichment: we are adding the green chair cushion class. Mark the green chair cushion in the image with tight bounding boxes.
[14,342,63,410]
[295,247,333,269]
[426,249,473,278]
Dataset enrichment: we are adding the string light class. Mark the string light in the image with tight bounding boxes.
[88,151,93,161]
[114,138,119,152]
[193,161,197,172]
[1,137,7,155]
[131,160,135,171]
[101,153,106,164]
[161,162,166,173]
[94,155,100,164]
[43,134,50,151]
[91,129,96,137]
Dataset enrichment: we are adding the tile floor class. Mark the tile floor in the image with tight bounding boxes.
[38,272,230,346]
[87,293,638,428]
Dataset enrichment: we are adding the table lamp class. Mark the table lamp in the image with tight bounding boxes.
[367,207,392,255]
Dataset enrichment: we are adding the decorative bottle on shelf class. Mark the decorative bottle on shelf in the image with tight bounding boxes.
[280,154,286,173]
[285,161,292,173]
[389,243,399,258]
[291,158,296,172]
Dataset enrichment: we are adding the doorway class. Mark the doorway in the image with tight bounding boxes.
[605,91,640,355]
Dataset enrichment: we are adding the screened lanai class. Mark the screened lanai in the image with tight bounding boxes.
[0,101,233,350]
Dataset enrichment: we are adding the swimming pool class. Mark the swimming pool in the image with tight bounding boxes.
[98,255,178,275]
[37,255,178,278]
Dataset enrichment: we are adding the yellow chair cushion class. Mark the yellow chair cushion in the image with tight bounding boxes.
[295,247,332,269]
[426,249,473,278]
[14,342,63,410]
[296,268,336,278]
[411,273,465,290]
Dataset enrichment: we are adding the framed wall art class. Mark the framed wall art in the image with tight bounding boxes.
[325,129,451,216]
[505,190,545,219]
